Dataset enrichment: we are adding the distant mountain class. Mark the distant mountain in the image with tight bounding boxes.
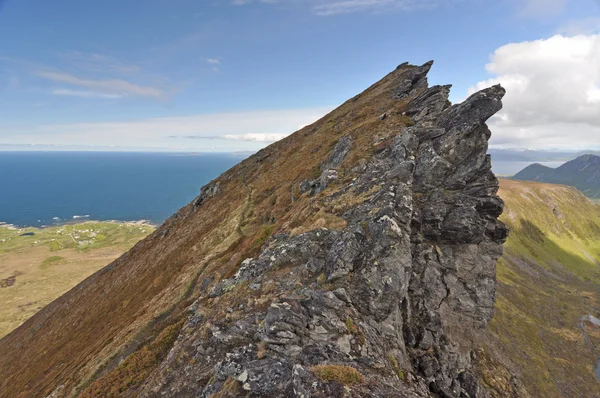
[489,149,600,162]
[513,154,600,198]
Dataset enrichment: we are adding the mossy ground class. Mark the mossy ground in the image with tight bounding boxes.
[484,179,600,397]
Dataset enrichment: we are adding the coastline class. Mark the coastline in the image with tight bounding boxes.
[0,219,157,231]
[0,218,155,339]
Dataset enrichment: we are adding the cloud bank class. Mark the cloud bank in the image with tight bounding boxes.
[1,107,332,151]
[468,34,600,150]
[517,0,567,18]
[231,0,562,16]
[232,0,460,16]
[37,70,166,99]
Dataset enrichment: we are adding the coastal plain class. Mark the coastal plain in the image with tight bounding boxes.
[0,221,154,338]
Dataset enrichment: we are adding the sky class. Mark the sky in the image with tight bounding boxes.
[0,0,599,152]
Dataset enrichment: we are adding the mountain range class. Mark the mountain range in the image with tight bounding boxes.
[513,154,600,198]
[489,149,600,162]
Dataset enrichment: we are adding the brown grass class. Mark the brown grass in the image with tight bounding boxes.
[311,365,366,385]
[80,320,184,397]
[256,341,268,359]
[0,244,141,339]
[0,63,419,398]
[212,377,245,398]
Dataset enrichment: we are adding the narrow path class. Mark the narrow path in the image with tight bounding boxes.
[236,184,254,237]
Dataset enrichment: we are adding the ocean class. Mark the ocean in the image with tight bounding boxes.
[0,152,562,228]
[0,152,245,227]
[491,160,564,176]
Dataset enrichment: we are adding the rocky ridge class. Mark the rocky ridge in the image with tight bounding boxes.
[0,62,508,398]
[134,63,508,397]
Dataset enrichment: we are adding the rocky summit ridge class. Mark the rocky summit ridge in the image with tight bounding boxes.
[0,62,508,398]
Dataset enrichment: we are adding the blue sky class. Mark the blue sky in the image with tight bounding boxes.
[1,0,599,151]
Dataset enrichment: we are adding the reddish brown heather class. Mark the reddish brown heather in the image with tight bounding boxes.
[0,64,418,398]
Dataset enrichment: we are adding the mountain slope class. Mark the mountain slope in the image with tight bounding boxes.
[483,179,600,397]
[514,154,600,198]
[0,62,509,398]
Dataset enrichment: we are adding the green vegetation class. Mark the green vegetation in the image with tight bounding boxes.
[499,180,600,282]
[39,256,65,269]
[345,317,357,334]
[486,179,600,397]
[311,364,366,385]
[317,272,327,285]
[0,221,154,338]
[388,353,407,382]
[0,221,153,254]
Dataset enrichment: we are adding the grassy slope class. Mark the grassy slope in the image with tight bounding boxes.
[482,179,600,397]
[0,65,419,398]
[0,222,154,338]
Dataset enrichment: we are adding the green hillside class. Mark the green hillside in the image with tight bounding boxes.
[483,179,600,397]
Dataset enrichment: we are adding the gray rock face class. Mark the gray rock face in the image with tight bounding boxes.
[138,62,508,398]
[300,135,353,195]
[194,181,221,206]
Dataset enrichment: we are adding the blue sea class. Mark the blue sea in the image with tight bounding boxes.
[491,161,564,176]
[0,152,246,227]
[0,152,563,228]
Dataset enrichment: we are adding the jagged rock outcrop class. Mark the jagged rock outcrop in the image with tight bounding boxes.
[0,62,508,398]
[139,64,507,398]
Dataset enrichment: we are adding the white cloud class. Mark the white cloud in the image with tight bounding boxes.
[51,89,123,99]
[181,133,288,142]
[0,107,332,151]
[232,0,459,15]
[517,0,566,18]
[311,0,430,16]
[221,133,287,142]
[36,70,166,99]
[468,34,600,150]
[204,58,221,72]
[230,0,579,16]
[57,51,141,74]
[558,17,600,35]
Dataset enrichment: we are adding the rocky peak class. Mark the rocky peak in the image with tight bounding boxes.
[0,62,507,398]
